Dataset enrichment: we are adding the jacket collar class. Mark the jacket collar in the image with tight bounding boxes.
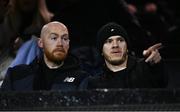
[30,53,80,71]
[103,55,138,73]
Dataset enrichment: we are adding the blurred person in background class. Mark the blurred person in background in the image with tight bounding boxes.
[126,0,180,59]
[0,0,53,82]
[0,0,9,23]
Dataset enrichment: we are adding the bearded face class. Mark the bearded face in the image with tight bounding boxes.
[39,22,70,66]
[102,35,128,65]
[43,44,68,64]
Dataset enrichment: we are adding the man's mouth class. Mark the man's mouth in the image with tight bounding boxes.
[111,50,122,54]
[111,50,123,56]
[54,48,65,53]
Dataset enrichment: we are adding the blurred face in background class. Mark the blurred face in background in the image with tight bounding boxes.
[144,3,157,13]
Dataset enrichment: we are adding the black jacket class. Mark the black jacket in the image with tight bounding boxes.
[1,55,89,91]
[87,56,168,89]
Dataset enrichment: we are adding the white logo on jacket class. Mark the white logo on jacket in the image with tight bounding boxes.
[64,77,75,82]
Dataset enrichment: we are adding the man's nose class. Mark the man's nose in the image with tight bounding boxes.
[57,38,63,45]
[112,40,119,47]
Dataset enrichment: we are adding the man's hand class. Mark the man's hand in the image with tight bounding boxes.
[143,43,163,64]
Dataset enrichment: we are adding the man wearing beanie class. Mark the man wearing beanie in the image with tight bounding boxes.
[86,22,168,88]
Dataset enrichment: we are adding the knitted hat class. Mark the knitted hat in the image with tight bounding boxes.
[96,22,130,53]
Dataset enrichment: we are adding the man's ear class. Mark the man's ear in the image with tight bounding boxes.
[38,38,43,48]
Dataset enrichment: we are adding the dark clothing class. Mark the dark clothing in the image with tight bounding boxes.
[1,54,89,91]
[87,56,168,89]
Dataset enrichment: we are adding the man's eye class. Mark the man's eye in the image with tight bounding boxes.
[50,36,57,40]
[117,38,125,42]
[105,39,112,43]
[61,37,70,42]
[62,38,69,41]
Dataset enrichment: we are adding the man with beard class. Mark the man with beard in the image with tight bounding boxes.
[1,21,89,91]
[86,22,168,89]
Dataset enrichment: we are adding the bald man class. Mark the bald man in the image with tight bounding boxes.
[1,21,89,91]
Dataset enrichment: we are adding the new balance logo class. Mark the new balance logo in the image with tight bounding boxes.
[64,77,75,82]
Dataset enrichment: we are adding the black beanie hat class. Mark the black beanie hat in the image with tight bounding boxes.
[96,22,130,53]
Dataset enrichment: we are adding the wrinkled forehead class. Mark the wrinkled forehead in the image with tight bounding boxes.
[41,22,68,38]
[45,22,67,32]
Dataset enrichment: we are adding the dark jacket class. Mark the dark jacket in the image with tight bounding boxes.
[1,54,89,91]
[87,55,168,89]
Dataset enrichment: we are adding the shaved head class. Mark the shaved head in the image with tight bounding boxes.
[40,21,68,39]
[38,21,70,68]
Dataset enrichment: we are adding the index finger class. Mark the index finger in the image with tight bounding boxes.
[147,43,163,51]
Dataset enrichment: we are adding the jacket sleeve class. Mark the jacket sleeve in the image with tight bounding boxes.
[146,59,168,88]
[0,68,14,91]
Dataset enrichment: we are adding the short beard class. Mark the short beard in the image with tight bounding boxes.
[105,52,128,66]
[44,49,67,64]
[108,55,127,65]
